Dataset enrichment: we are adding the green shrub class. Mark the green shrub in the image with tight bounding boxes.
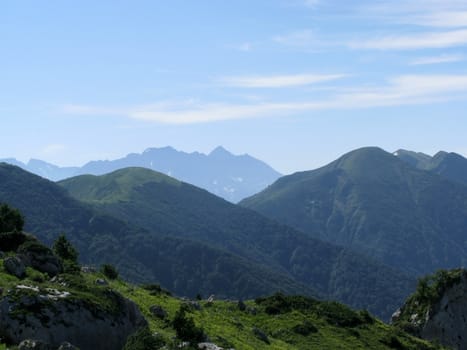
[0,231,28,252]
[123,327,165,350]
[141,283,171,296]
[172,305,205,343]
[101,264,119,280]
[53,234,78,263]
[292,320,318,336]
[0,203,24,234]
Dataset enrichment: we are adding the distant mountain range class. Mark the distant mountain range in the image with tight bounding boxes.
[0,146,281,203]
[241,147,467,277]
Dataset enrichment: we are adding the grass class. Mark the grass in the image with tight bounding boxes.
[0,260,445,350]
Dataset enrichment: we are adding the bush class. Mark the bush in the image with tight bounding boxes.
[141,283,171,296]
[172,305,205,343]
[0,203,24,233]
[292,320,318,336]
[123,327,165,350]
[101,263,119,280]
[53,234,78,263]
[0,231,28,252]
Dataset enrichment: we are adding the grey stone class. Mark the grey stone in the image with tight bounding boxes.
[18,339,53,350]
[18,249,62,277]
[4,256,26,278]
[57,341,79,350]
[95,278,108,285]
[149,304,168,319]
[252,327,269,344]
[198,343,224,350]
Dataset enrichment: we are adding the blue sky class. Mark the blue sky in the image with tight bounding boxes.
[1,0,467,174]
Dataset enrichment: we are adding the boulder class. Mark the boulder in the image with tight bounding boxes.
[17,242,62,277]
[149,304,168,319]
[95,278,108,286]
[0,287,147,350]
[252,327,269,344]
[57,342,79,350]
[18,339,53,350]
[4,256,26,278]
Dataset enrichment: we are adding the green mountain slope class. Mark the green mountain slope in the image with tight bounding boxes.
[59,167,415,319]
[0,163,314,300]
[240,147,467,277]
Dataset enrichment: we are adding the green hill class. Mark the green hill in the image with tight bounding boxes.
[58,167,415,319]
[240,147,467,277]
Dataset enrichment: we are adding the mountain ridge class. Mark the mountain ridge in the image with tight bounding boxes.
[1,146,281,202]
[241,147,467,277]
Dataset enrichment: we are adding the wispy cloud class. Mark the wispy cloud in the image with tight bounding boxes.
[273,30,315,47]
[229,42,253,52]
[410,11,467,28]
[349,29,467,50]
[40,144,67,156]
[219,73,346,88]
[362,1,467,27]
[62,75,467,124]
[410,54,464,65]
[303,0,320,8]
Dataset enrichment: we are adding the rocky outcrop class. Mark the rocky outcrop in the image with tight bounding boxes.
[395,269,467,350]
[418,276,467,350]
[0,284,147,350]
[17,241,62,277]
[3,256,26,278]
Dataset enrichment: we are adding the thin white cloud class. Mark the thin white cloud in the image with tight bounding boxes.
[62,75,467,124]
[273,30,315,47]
[411,11,467,28]
[336,75,467,108]
[219,74,346,88]
[362,1,467,27]
[303,0,320,8]
[229,42,253,52]
[349,29,467,50]
[40,144,66,156]
[129,102,322,124]
[410,54,464,65]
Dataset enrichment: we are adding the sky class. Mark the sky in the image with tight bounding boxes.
[1,0,467,174]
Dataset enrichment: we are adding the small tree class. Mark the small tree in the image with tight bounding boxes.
[53,234,79,263]
[172,304,205,343]
[53,234,79,273]
[0,203,24,233]
[101,263,119,280]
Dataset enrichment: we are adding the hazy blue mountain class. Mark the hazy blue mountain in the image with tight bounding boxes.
[0,158,79,181]
[1,146,281,202]
[395,149,467,187]
[58,166,416,319]
[241,147,467,277]
[75,146,281,202]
